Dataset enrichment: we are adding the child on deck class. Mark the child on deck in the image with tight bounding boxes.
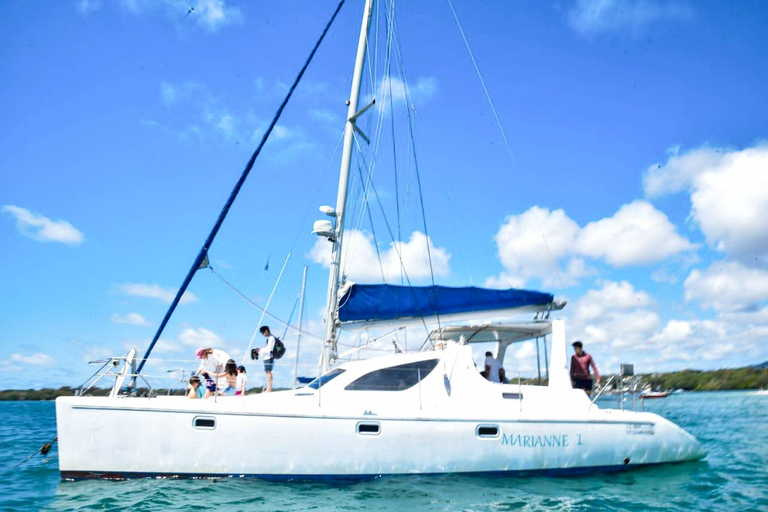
[236,366,247,396]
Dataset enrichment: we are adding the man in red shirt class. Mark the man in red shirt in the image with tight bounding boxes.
[570,341,600,395]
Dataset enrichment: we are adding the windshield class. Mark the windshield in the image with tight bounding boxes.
[307,368,346,390]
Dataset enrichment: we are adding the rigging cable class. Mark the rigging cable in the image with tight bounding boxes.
[208,266,323,340]
[137,0,348,374]
[240,252,291,365]
[445,0,565,291]
[388,10,442,332]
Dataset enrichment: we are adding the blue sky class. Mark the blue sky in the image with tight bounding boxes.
[2,0,767,390]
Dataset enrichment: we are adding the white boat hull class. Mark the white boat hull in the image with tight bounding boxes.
[55,393,703,479]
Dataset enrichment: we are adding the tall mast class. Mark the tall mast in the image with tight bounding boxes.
[322,0,375,373]
[293,265,308,387]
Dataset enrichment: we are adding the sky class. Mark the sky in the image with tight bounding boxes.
[1,0,767,390]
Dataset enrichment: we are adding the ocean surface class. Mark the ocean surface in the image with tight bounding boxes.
[1,391,766,511]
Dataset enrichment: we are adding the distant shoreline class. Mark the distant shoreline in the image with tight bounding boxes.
[2,366,766,400]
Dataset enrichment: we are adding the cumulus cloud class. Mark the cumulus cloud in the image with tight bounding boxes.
[486,202,693,287]
[177,326,224,347]
[684,261,768,312]
[308,230,450,282]
[644,143,768,261]
[111,312,150,326]
[117,283,198,304]
[567,0,693,36]
[562,278,768,371]
[10,353,56,366]
[566,280,660,357]
[577,201,696,266]
[3,205,84,245]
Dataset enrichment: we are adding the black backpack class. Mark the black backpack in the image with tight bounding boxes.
[272,338,286,359]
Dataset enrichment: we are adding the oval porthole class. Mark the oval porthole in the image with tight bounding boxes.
[194,416,216,430]
[476,425,499,438]
[356,422,381,435]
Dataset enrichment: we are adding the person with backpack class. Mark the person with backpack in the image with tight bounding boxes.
[254,326,278,392]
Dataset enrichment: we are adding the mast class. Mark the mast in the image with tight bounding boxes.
[293,266,308,387]
[321,0,375,373]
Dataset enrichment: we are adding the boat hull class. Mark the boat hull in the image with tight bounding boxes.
[55,395,704,480]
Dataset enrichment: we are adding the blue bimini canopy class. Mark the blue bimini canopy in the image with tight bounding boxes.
[338,284,556,324]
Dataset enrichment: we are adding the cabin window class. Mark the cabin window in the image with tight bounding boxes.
[307,368,346,390]
[345,359,439,391]
[476,425,499,438]
[193,416,216,430]
[502,392,523,400]
[356,422,381,435]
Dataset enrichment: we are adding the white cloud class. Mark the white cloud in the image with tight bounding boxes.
[644,143,768,261]
[563,278,768,371]
[10,353,56,366]
[490,206,581,287]
[487,203,693,287]
[177,327,224,347]
[309,108,339,125]
[82,346,115,363]
[308,230,450,282]
[567,280,660,355]
[577,200,696,267]
[3,205,84,245]
[215,113,235,138]
[378,76,438,108]
[117,283,198,304]
[684,260,768,312]
[272,125,292,140]
[77,0,101,14]
[573,280,652,322]
[567,0,693,36]
[111,312,150,326]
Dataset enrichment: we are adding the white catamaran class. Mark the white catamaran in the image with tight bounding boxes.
[55,0,705,479]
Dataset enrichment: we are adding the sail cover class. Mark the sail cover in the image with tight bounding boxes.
[338,284,556,323]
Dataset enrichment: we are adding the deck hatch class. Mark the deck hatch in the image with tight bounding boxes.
[356,422,381,435]
[194,416,216,430]
[476,425,499,438]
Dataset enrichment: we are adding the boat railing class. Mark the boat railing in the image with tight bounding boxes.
[590,375,616,410]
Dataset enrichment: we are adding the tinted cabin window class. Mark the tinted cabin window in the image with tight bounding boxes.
[345,359,439,391]
[307,369,346,390]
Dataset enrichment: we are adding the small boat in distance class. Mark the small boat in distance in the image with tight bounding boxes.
[640,388,670,400]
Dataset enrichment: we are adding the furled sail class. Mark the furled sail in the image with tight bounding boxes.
[338,283,560,324]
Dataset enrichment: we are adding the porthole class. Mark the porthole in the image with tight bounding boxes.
[476,425,499,438]
[356,422,381,435]
[194,416,216,430]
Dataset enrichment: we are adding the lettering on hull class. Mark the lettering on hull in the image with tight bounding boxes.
[501,433,572,448]
[626,423,655,435]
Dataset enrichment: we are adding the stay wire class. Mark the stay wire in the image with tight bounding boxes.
[137,0,348,373]
[352,136,432,340]
[388,11,442,332]
[445,0,565,291]
[207,266,323,340]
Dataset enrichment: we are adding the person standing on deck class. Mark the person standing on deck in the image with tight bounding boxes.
[253,326,275,393]
[570,341,600,395]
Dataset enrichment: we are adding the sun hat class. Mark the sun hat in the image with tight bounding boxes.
[196,347,207,359]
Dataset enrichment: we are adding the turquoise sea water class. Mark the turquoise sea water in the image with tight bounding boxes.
[1,391,766,511]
